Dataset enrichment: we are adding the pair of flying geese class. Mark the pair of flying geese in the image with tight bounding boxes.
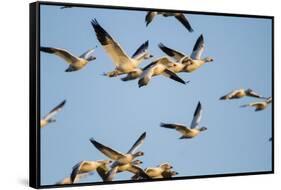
[220,88,272,111]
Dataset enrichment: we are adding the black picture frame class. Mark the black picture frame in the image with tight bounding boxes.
[30,1,274,189]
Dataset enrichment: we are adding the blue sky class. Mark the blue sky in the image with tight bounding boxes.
[40,4,272,186]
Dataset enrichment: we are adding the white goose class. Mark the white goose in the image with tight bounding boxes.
[145,11,194,32]
[91,19,153,78]
[40,100,66,128]
[90,132,148,181]
[132,163,173,179]
[138,57,188,87]
[70,160,112,183]
[40,47,96,72]
[161,102,207,139]
[220,88,264,100]
[240,97,272,111]
[159,34,214,73]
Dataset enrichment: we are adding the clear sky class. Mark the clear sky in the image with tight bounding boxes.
[39,4,272,186]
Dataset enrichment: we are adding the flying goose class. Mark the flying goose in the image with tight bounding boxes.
[60,5,73,9]
[90,132,146,181]
[91,19,153,78]
[220,89,265,100]
[40,47,96,72]
[70,160,112,183]
[56,173,93,185]
[145,11,193,32]
[240,97,272,111]
[161,102,207,139]
[138,57,188,87]
[105,159,150,181]
[40,100,66,128]
[132,163,173,180]
[159,35,214,73]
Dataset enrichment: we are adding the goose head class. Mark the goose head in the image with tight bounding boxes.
[204,56,214,63]
[97,160,112,165]
[159,163,173,170]
[266,97,272,104]
[199,126,207,132]
[143,52,154,60]
[133,151,144,158]
[132,160,143,165]
[87,55,97,62]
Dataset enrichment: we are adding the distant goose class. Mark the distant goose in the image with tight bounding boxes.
[91,19,153,78]
[220,89,265,100]
[40,47,96,72]
[60,5,73,9]
[145,11,193,32]
[40,100,66,128]
[161,102,207,139]
[132,163,173,179]
[159,34,214,73]
[56,173,93,185]
[90,132,147,180]
[138,57,188,87]
[70,160,112,183]
[240,97,272,111]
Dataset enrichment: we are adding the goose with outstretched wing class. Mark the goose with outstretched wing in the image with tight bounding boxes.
[138,57,188,87]
[40,47,96,72]
[160,102,207,139]
[240,97,272,111]
[70,160,112,183]
[145,11,194,32]
[90,132,148,181]
[91,19,153,78]
[159,34,214,73]
[40,100,66,128]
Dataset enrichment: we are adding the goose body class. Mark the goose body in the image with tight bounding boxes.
[138,57,187,87]
[240,97,272,111]
[145,11,193,32]
[132,163,173,179]
[70,160,112,183]
[159,35,213,73]
[40,100,66,128]
[220,88,264,100]
[40,47,96,72]
[161,102,207,139]
[91,19,153,78]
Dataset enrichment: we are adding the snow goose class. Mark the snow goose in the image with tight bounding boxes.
[240,97,272,111]
[40,100,66,128]
[138,57,188,87]
[91,19,153,78]
[70,160,112,183]
[40,47,96,72]
[90,132,146,180]
[160,102,207,139]
[220,89,265,100]
[132,163,173,180]
[145,11,193,32]
[105,160,150,181]
[60,5,73,9]
[159,34,214,73]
